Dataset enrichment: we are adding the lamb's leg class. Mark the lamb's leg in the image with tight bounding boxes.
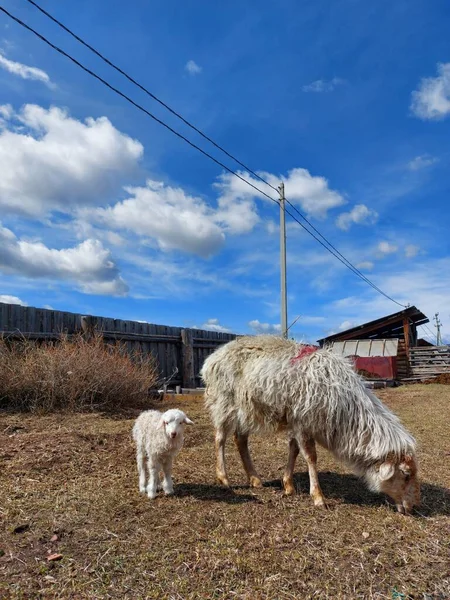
[298,435,327,508]
[215,426,230,486]
[161,456,174,496]
[234,432,262,488]
[283,437,299,496]
[136,442,147,493]
[146,459,160,499]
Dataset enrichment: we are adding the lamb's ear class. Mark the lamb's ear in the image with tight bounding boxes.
[158,419,166,429]
[378,462,395,481]
[184,417,194,425]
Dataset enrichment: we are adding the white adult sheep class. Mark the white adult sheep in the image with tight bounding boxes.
[132,408,193,499]
[201,335,420,514]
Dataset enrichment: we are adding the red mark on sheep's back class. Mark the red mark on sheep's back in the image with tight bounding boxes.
[291,345,318,364]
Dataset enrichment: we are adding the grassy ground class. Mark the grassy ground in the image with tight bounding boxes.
[0,385,449,600]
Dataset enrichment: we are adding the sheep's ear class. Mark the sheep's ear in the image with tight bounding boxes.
[158,419,166,429]
[379,462,395,481]
[184,417,194,425]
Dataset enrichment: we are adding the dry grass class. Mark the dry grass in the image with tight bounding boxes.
[0,334,158,412]
[0,385,449,599]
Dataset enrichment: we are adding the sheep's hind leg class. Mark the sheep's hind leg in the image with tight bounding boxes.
[298,435,327,508]
[146,459,160,499]
[161,456,174,496]
[283,437,299,496]
[234,432,262,488]
[215,426,231,486]
[136,443,147,493]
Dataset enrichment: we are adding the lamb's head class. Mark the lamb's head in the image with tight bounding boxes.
[366,454,420,514]
[160,409,194,440]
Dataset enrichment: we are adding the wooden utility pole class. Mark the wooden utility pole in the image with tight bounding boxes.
[279,182,288,338]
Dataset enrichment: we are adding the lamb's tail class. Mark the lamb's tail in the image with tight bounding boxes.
[131,421,140,443]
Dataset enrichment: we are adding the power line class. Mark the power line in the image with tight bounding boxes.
[282,197,406,306]
[0,6,275,204]
[422,323,436,339]
[21,0,404,304]
[1,4,406,308]
[23,0,279,195]
[281,204,405,306]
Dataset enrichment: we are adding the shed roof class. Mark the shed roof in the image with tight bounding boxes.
[317,306,429,346]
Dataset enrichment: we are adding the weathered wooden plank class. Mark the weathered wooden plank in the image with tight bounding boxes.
[410,366,450,372]
[409,356,450,360]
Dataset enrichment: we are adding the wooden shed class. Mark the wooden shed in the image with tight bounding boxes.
[317,306,429,380]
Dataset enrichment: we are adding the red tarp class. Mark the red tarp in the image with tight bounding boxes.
[353,356,397,379]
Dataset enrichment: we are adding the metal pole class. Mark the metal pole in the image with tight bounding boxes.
[434,313,442,346]
[279,182,288,338]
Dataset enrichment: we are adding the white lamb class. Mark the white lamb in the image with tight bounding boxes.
[132,408,194,499]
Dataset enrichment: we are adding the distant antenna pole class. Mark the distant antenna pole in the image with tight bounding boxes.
[434,313,443,346]
[279,182,288,338]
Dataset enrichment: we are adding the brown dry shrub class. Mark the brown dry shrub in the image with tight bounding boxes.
[0,333,158,412]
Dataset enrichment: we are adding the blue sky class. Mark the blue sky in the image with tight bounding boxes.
[1,0,449,343]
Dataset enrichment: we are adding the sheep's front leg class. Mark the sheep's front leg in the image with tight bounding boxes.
[146,459,160,499]
[283,437,299,496]
[136,443,147,493]
[298,435,327,508]
[234,432,262,488]
[215,426,230,486]
[161,456,174,496]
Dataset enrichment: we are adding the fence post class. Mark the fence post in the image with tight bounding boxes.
[181,329,195,389]
[81,315,98,340]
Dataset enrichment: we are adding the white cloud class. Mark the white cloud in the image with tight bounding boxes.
[0,104,143,217]
[405,244,420,259]
[85,170,265,258]
[185,60,202,75]
[377,241,398,255]
[0,224,127,296]
[302,77,345,93]
[338,320,355,331]
[411,63,450,120]
[0,103,13,120]
[201,318,232,333]
[248,319,282,335]
[214,194,260,235]
[216,167,345,219]
[336,204,378,231]
[298,315,326,325]
[0,52,52,86]
[90,180,225,258]
[407,154,439,171]
[0,294,27,306]
[356,261,374,271]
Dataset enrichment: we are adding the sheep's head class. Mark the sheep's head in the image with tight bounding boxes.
[160,409,194,440]
[368,455,420,514]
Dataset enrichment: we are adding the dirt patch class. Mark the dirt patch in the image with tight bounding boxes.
[1,386,449,599]
[422,373,450,385]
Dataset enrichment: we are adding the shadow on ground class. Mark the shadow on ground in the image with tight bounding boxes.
[263,471,450,517]
[174,482,263,504]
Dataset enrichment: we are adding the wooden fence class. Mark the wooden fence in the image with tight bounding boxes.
[0,302,237,388]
